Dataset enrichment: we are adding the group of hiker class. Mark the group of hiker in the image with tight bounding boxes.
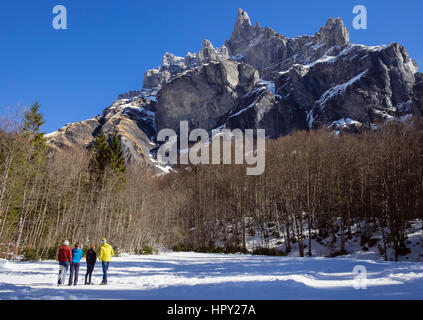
[57,238,114,286]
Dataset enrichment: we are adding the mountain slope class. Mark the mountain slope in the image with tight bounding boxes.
[46,89,159,169]
[46,9,421,164]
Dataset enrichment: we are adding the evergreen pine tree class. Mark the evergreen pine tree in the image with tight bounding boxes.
[13,102,48,252]
[89,129,110,183]
[89,130,127,187]
[109,135,126,176]
[21,101,47,163]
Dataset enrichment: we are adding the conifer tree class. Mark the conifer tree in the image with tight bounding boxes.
[109,135,126,176]
[12,102,48,252]
[21,101,47,163]
[89,130,127,186]
[89,129,109,184]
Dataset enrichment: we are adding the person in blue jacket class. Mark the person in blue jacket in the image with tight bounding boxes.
[68,243,83,286]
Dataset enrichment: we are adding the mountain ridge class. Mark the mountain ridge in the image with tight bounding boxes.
[46,9,421,169]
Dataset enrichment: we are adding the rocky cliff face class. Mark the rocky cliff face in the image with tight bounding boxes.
[47,8,420,166]
[413,73,423,118]
[221,9,417,135]
[276,42,417,130]
[143,39,229,90]
[225,9,351,80]
[156,59,259,134]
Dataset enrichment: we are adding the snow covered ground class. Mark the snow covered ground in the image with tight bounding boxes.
[229,218,423,263]
[1,251,422,300]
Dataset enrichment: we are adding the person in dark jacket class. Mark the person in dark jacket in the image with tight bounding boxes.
[68,243,83,286]
[85,245,97,285]
[57,240,72,286]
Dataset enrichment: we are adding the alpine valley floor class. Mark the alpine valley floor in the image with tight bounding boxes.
[0,251,422,300]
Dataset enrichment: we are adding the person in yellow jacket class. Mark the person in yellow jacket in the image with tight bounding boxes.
[98,238,114,285]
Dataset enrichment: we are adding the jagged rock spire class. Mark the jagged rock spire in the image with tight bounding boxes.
[230,9,255,43]
[197,39,229,62]
[198,39,217,61]
[236,8,252,27]
[317,17,350,47]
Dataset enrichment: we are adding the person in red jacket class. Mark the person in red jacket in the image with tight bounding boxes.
[57,240,72,286]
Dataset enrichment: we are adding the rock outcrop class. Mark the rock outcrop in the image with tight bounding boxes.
[156,59,259,133]
[275,42,417,130]
[413,73,423,118]
[143,39,229,90]
[221,10,418,135]
[225,9,351,81]
[47,8,420,166]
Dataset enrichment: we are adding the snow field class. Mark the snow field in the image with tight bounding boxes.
[1,251,422,300]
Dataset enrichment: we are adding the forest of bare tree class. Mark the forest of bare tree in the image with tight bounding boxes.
[1,104,423,261]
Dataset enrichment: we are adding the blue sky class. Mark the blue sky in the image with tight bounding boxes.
[1,0,422,133]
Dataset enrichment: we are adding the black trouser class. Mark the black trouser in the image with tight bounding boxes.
[85,264,95,284]
[68,263,80,285]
